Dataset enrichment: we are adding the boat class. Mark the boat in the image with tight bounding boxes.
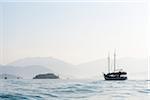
[103,51,127,80]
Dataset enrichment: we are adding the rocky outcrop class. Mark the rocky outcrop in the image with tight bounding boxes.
[33,73,59,79]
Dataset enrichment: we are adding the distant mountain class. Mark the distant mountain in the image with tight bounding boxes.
[7,57,78,78]
[0,57,147,80]
[76,57,148,80]
[116,57,148,80]
[76,59,107,79]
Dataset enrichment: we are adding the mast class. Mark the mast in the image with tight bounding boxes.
[108,53,110,73]
[114,50,116,72]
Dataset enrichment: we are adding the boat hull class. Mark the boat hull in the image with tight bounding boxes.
[104,74,127,81]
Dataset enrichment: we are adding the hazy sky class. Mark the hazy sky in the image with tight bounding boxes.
[0,0,149,64]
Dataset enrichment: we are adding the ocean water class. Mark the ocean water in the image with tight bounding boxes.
[0,79,149,100]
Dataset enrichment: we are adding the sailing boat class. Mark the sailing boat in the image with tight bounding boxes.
[103,51,127,80]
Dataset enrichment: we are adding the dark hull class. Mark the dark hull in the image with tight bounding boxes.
[104,74,127,81]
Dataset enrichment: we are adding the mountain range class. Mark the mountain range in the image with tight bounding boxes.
[0,57,148,80]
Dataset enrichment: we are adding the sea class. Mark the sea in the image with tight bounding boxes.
[0,79,150,100]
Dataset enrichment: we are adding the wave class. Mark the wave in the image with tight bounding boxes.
[0,80,149,100]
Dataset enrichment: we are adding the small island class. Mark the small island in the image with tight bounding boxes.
[33,73,59,79]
